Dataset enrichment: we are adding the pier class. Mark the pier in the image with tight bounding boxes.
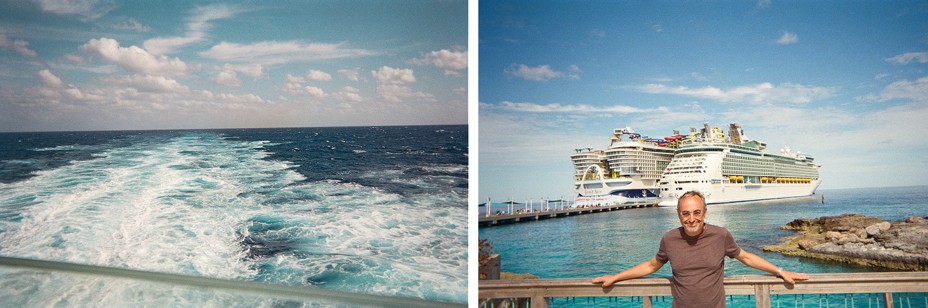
[478,201,658,227]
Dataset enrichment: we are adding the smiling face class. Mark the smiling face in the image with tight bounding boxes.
[676,194,707,236]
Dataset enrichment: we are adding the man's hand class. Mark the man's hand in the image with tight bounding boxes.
[779,270,810,284]
[592,274,619,287]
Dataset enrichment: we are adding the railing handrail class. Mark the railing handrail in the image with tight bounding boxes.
[480,272,928,308]
[0,256,464,308]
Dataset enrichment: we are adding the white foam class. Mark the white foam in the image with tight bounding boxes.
[0,133,466,304]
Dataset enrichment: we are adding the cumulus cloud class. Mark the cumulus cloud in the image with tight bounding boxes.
[338,67,361,81]
[409,49,467,76]
[34,0,115,20]
[885,52,928,65]
[860,76,928,103]
[776,31,799,45]
[285,74,306,83]
[200,41,377,65]
[332,86,362,102]
[372,66,416,84]
[81,37,189,77]
[38,69,64,88]
[143,4,242,55]
[0,34,39,58]
[635,82,833,104]
[504,64,579,81]
[307,69,332,81]
[211,63,265,87]
[212,70,240,87]
[106,74,190,93]
[376,84,434,103]
[368,67,433,102]
[491,101,662,114]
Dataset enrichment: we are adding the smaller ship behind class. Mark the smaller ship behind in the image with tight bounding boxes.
[570,127,678,207]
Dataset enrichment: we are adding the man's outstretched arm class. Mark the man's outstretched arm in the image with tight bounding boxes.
[735,250,810,284]
[592,257,665,287]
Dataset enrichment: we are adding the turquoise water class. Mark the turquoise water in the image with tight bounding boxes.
[480,186,928,307]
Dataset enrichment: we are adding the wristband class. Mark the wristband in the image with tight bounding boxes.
[776,267,783,277]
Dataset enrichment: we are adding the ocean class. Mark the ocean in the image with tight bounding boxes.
[0,125,467,305]
[480,185,928,307]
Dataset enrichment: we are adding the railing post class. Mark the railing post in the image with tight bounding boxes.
[530,293,549,308]
[754,283,771,308]
[642,296,652,308]
[883,293,893,308]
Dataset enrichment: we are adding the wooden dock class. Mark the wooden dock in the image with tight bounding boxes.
[478,202,658,227]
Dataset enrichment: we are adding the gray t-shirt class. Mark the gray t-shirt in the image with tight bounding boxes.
[655,224,742,308]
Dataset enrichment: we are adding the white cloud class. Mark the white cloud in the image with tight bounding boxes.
[567,65,582,80]
[286,74,306,83]
[369,66,432,103]
[333,86,362,102]
[283,82,326,98]
[776,31,799,45]
[491,101,661,114]
[37,69,63,88]
[409,49,467,76]
[200,41,377,65]
[885,52,928,65]
[302,86,325,98]
[0,34,39,58]
[757,0,771,8]
[376,84,434,103]
[635,82,834,104]
[307,69,332,81]
[505,64,577,81]
[112,18,151,32]
[34,0,114,20]
[143,4,242,55]
[211,63,265,87]
[106,74,190,93]
[211,70,240,87]
[81,37,189,77]
[861,76,928,103]
[339,67,361,81]
[372,66,416,84]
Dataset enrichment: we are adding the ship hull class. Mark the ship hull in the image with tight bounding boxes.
[657,180,821,206]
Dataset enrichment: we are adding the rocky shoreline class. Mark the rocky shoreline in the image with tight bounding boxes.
[763,214,928,271]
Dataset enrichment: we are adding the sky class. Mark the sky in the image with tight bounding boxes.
[479,0,928,201]
[0,0,467,132]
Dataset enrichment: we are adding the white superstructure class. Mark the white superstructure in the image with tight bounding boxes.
[571,127,677,206]
[657,123,821,206]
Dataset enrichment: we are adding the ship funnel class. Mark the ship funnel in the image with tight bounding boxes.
[729,123,743,144]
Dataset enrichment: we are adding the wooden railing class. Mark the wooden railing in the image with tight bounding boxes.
[479,272,928,308]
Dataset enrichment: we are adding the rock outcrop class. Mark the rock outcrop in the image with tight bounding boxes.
[763,214,928,271]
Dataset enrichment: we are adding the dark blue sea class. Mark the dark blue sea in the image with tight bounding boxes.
[480,186,928,307]
[0,125,467,305]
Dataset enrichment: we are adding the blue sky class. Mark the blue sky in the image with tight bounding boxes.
[0,0,467,132]
[479,0,928,201]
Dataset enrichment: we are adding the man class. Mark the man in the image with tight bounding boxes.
[592,191,809,307]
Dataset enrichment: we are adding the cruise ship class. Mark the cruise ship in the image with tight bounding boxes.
[570,127,677,207]
[657,123,821,206]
